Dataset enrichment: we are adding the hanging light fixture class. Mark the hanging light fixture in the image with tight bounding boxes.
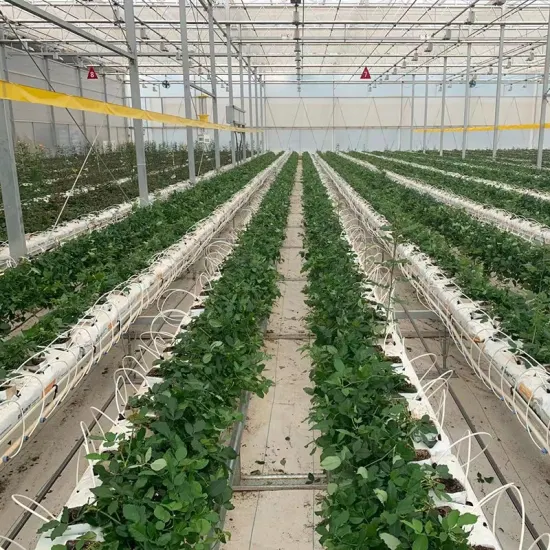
[424,42,433,53]
[140,26,149,40]
[53,50,60,61]
[294,42,300,53]
[466,8,475,24]
[488,65,493,75]
[392,67,397,75]
[528,50,535,62]
[402,60,407,68]
[413,50,418,62]
[443,28,451,41]
[160,41,168,52]
[506,58,512,69]
[438,83,442,92]
[508,83,513,91]
[384,74,389,80]
[176,50,182,61]
[368,84,372,92]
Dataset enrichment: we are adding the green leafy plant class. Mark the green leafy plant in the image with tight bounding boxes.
[0,153,278,375]
[300,153,478,549]
[38,153,298,550]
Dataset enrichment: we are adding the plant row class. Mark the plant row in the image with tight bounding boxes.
[301,152,478,549]
[380,151,550,193]
[322,152,550,365]
[1,149,234,239]
[39,153,298,550]
[0,153,278,377]
[355,152,550,224]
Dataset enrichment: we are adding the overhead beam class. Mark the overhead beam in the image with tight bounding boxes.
[2,0,134,58]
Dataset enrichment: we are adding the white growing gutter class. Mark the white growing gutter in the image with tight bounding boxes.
[313,153,550,455]
[341,153,550,245]
[0,153,290,465]
[0,160,245,270]
[363,152,550,203]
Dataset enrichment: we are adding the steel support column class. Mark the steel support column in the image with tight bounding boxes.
[263,80,268,151]
[179,0,196,183]
[462,42,472,160]
[248,57,255,156]
[422,67,429,152]
[409,73,415,151]
[439,56,447,156]
[492,23,505,160]
[254,68,260,155]
[124,0,149,204]
[537,9,550,169]
[42,56,58,150]
[398,81,404,150]
[102,72,112,144]
[207,0,220,169]
[0,43,25,259]
[259,75,264,152]
[239,44,246,161]
[530,80,539,150]
[76,67,88,143]
[226,23,236,165]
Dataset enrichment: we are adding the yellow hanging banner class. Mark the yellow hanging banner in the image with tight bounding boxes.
[0,80,257,133]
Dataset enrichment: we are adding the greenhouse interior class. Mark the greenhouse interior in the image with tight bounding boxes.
[2,0,550,549]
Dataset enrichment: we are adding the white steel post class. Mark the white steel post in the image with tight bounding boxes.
[263,80,268,151]
[492,23,505,160]
[124,0,149,205]
[462,42,472,159]
[43,56,58,150]
[410,73,415,151]
[398,81,404,150]
[102,72,112,145]
[248,57,255,156]
[259,76,265,152]
[76,66,88,143]
[537,8,550,169]
[530,80,539,150]
[254,68,260,155]
[239,44,246,161]
[422,67,429,152]
[179,0,196,183]
[439,56,448,156]
[0,50,26,259]
[226,24,236,165]
[207,0,220,169]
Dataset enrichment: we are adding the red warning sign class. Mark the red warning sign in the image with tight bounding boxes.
[360,67,371,80]
[87,66,98,80]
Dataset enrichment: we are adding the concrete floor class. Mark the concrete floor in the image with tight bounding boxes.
[223,160,322,550]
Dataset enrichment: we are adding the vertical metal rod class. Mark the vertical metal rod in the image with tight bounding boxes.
[492,23,505,160]
[263,80,268,151]
[43,56,58,151]
[0,54,26,258]
[179,0,196,183]
[124,0,149,205]
[530,79,539,150]
[422,67,429,153]
[398,81,404,151]
[248,57,255,157]
[159,94,166,144]
[332,79,335,151]
[537,9,550,169]
[239,43,245,161]
[439,56,448,156]
[102,72,112,145]
[254,68,260,155]
[76,66,88,144]
[259,75,264,152]
[121,82,130,141]
[409,73,415,151]
[462,42,472,160]
[226,24,236,165]
[0,42,16,142]
[207,0,220,169]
